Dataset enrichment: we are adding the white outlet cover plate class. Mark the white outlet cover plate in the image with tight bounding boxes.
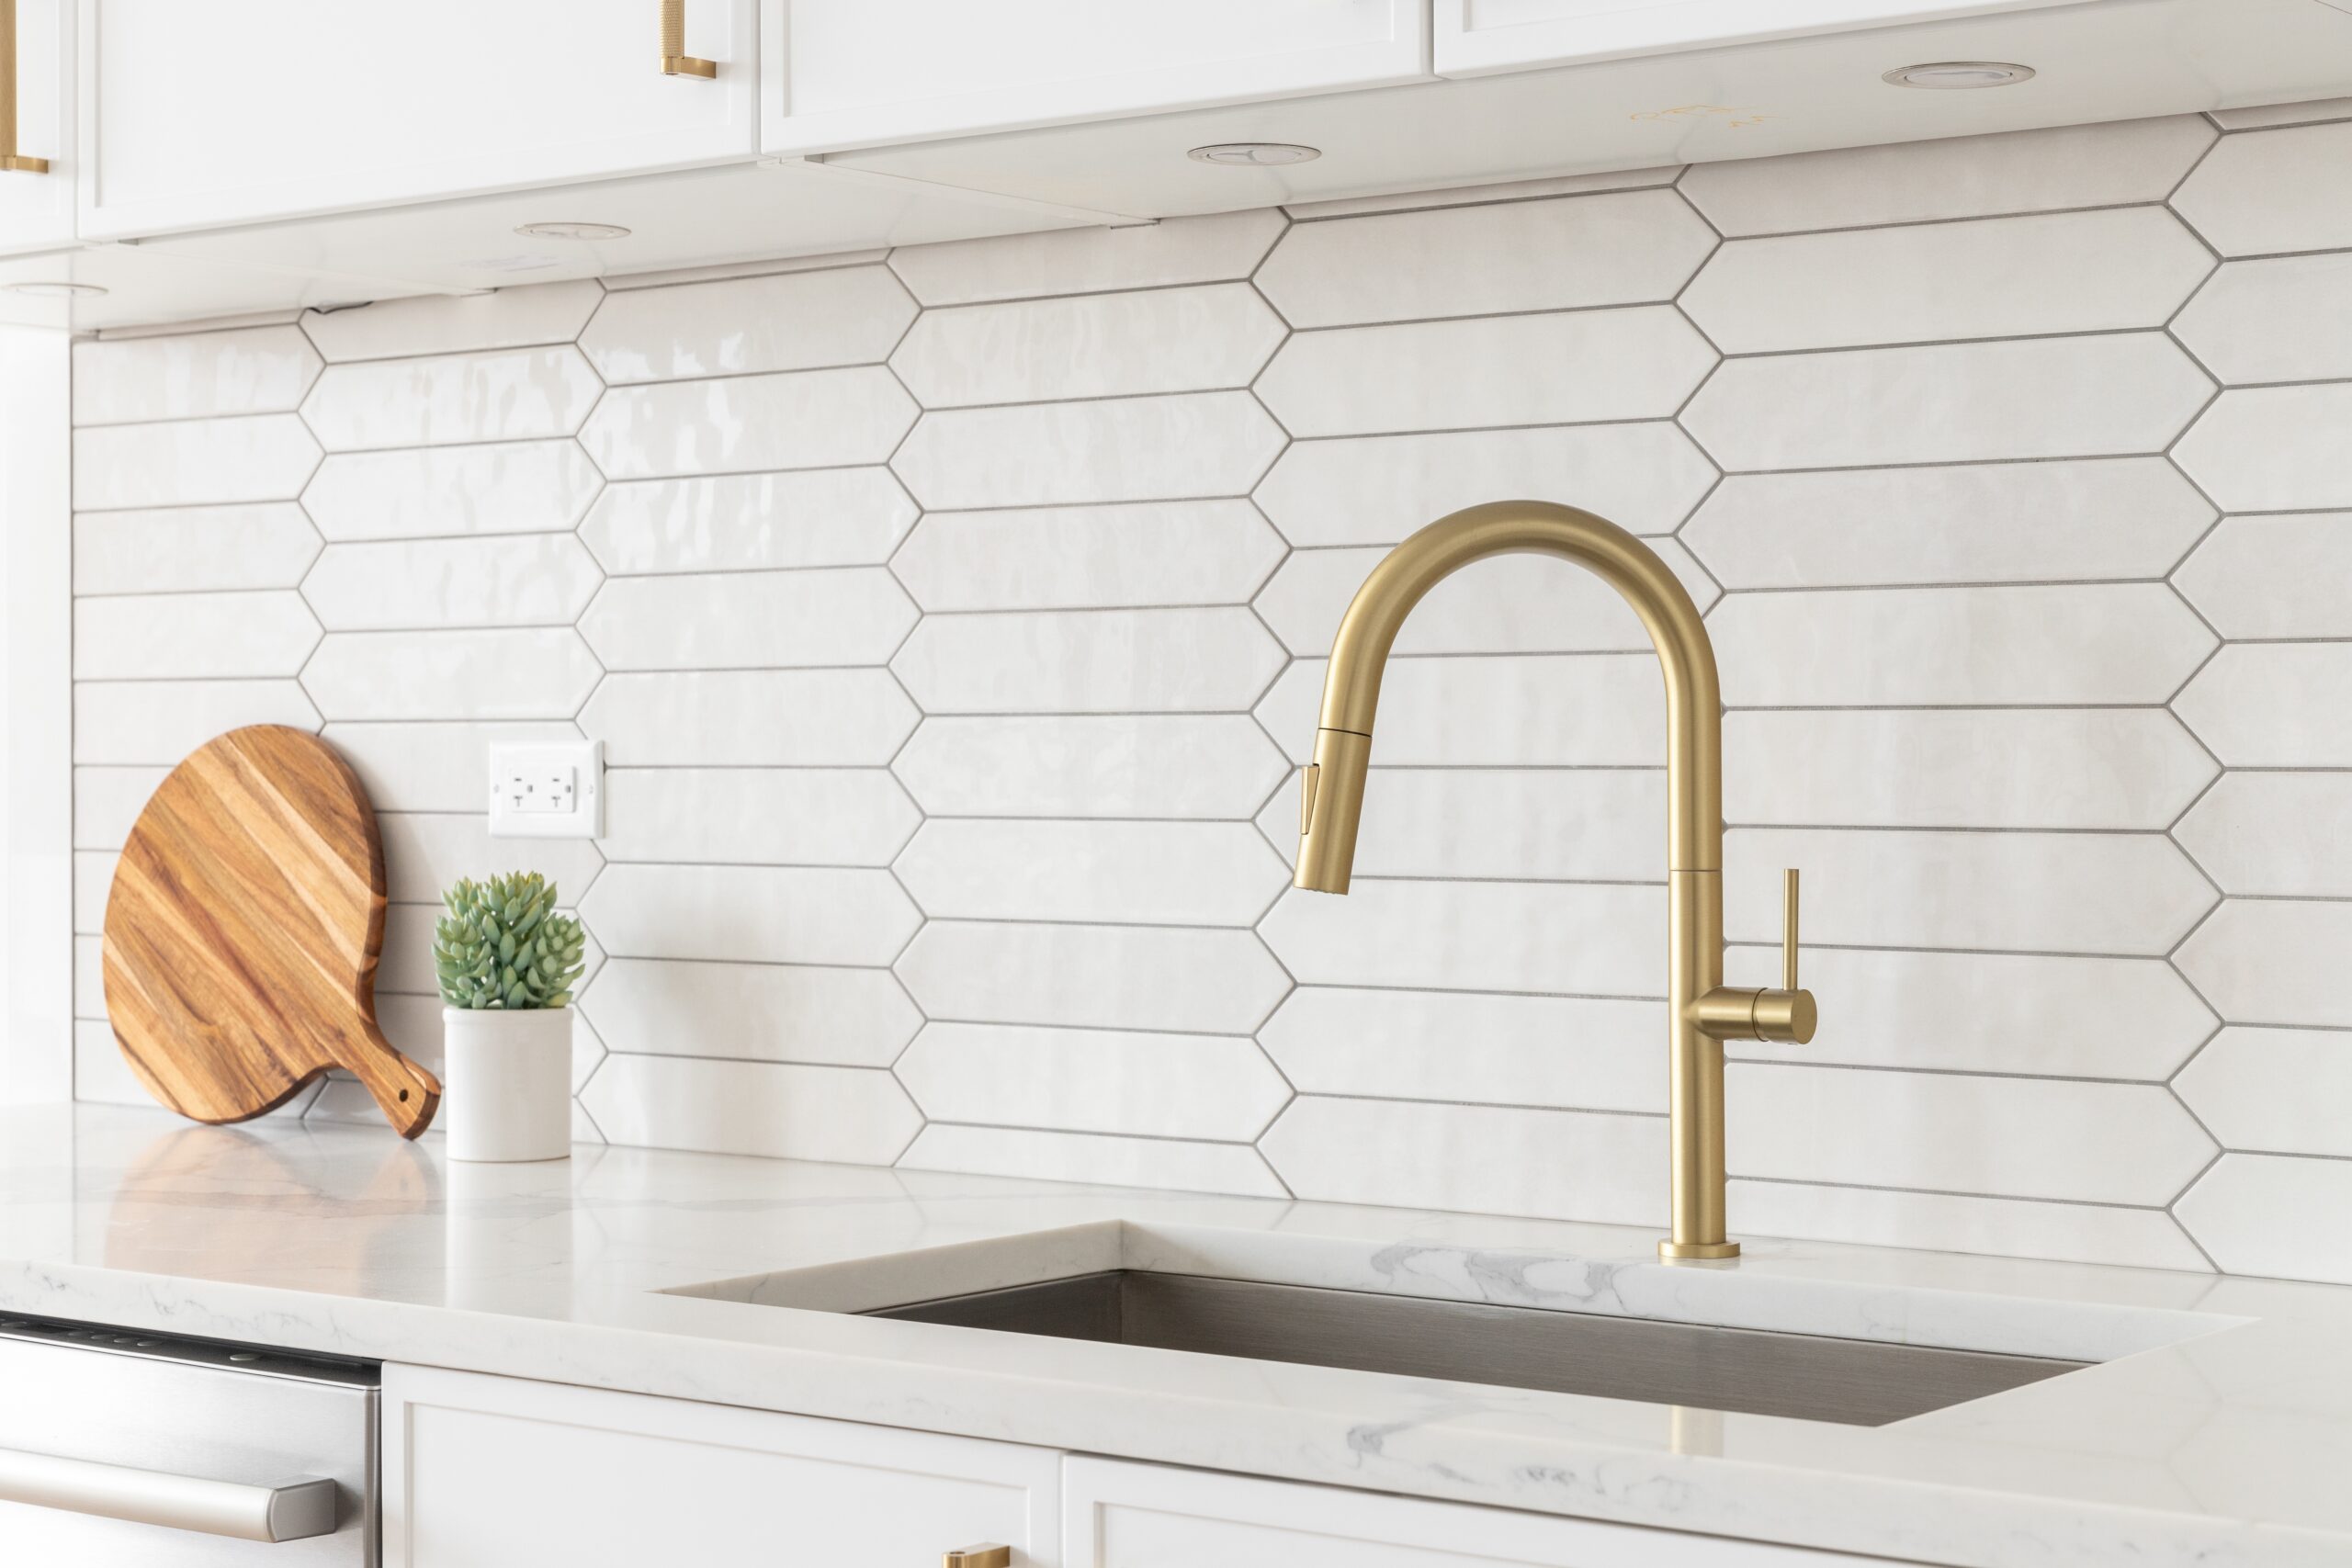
[488,739,603,840]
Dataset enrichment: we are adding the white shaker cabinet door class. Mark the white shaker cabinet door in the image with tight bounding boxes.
[763,0,1430,156]
[1434,0,2079,76]
[77,0,759,239]
[1065,1457,1897,1567]
[0,0,71,255]
[383,1364,1063,1568]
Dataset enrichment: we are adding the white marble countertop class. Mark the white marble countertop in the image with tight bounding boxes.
[1,1103,2346,1567]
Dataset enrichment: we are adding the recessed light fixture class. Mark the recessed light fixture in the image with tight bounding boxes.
[1187,142,1321,167]
[514,220,632,241]
[4,279,107,298]
[1883,61,2036,89]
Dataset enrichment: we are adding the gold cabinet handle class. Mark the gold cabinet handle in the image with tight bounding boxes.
[1,0,51,174]
[659,0,717,77]
[944,1550,1012,1568]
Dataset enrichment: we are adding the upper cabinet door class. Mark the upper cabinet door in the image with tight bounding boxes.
[78,0,760,240]
[763,0,1430,156]
[1,0,72,255]
[1434,0,2082,76]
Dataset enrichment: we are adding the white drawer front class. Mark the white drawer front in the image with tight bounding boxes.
[384,1364,1059,1568]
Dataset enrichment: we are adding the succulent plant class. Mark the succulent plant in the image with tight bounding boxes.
[434,872,586,1010]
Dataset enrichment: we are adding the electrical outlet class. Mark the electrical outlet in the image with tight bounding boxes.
[488,739,602,840]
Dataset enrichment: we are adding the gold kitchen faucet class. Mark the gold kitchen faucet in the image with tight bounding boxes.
[1292,501,1816,1261]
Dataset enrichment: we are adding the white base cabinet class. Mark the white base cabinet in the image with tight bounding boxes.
[1065,1457,1890,1568]
[381,1365,1061,1568]
[1432,0,2083,76]
[386,1365,1908,1568]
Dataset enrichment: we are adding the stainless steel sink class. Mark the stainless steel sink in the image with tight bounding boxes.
[867,1270,2084,1427]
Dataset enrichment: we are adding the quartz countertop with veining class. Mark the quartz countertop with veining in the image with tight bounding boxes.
[0,1103,2344,1567]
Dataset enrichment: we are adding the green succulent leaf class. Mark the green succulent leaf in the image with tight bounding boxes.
[432,871,585,1011]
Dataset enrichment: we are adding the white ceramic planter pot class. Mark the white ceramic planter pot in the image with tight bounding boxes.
[441,1006,572,1163]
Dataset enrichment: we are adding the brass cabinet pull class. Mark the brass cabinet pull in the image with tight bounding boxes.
[1,0,51,174]
[659,0,717,77]
[944,1549,1012,1568]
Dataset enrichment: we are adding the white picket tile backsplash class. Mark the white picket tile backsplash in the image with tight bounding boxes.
[66,102,2352,1281]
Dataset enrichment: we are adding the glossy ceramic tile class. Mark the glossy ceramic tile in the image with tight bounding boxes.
[74,414,321,511]
[374,812,604,906]
[579,670,920,766]
[1727,1181,2211,1271]
[582,864,920,966]
[2177,1028,2352,1157]
[300,280,602,362]
[894,921,1290,1034]
[1253,768,1662,883]
[2175,646,2352,766]
[72,767,165,851]
[897,1124,1286,1197]
[300,629,602,721]
[2175,515,2352,638]
[890,284,1283,406]
[581,1056,920,1164]
[2172,122,2352,254]
[887,209,1285,305]
[1253,423,1716,546]
[1679,115,2216,234]
[896,819,1287,926]
[72,325,321,426]
[1256,189,1713,326]
[1723,709,2217,829]
[1723,948,2215,1078]
[1261,1098,1666,1226]
[2176,773,2352,897]
[1256,655,1665,767]
[579,367,917,479]
[1256,307,1715,436]
[1682,209,2211,353]
[2176,899,2352,1028]
[580,567,916,671]
[1258,988,1664,1113]
[1710,585,2215,705]
[1685,334,2213,469]
[74,503,321,595]
[301,536,603,630]
[300,347,602,451]
[301,440,604,541]
[1261,880,1662,996]
[897,1023,1290,1141]
[579,266,916,383]
[2173,254,2352,384]
[890,501,1284,611]
[891,715,1288,818]
[892,607,1285,714]
[2174,385,2352,511]
[1728,1065,2216,1205]
[891,391,1284,509]
[74,591,322,681]
[600,769,920,866]
[581,958,921,1068]
[579,468,916,575]
[1681,458,2213,588]
[2177,1152,2352,1284]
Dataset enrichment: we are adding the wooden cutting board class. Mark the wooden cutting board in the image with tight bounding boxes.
[102,726,440,1137]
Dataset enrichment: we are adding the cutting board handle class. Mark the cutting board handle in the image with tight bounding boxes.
[352,1027,442,1140]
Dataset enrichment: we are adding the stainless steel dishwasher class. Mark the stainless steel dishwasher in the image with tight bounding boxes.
[0,1312,377,1564]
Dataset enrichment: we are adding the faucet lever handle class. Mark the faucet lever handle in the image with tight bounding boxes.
[1782,867,1800,993]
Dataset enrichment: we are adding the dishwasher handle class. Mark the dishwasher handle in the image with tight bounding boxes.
[0,1445,338,1541]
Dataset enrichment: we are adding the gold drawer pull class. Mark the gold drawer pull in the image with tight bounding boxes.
[2,0,51,174]
[659,0,717,77]
[944,1549,1012,1568]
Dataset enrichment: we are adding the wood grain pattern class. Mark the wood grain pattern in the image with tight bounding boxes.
[102,726,440,1137]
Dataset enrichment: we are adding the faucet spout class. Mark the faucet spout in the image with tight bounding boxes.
[1291,501,1815,1261]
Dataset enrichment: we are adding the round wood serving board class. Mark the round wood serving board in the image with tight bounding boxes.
[102,726,440,1137]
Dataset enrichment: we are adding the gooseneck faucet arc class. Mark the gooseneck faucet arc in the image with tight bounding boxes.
[1291,500,1817,1261]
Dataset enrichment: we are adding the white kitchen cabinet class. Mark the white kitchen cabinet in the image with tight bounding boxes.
[0,0,71,254]
[762,0,1430,156]
[381,1363,1062,1567]
[1433,0,2084,76]
[77,0,759,240]
[1063,1458,1905,1567]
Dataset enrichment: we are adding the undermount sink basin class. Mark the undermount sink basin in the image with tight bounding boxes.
[862,1270,2083,1428]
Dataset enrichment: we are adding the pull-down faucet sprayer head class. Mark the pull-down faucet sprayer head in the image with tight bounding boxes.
[1294,727,1371,894]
